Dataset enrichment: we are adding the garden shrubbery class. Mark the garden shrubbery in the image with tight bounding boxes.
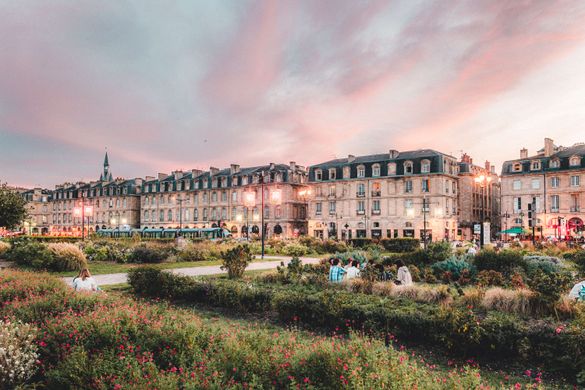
[0,241,11,258]
[380,238,420,252]
[7,241,87,271]
[0,320,39,388]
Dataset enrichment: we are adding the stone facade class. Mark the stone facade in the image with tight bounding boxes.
[21,188,51,234]
[140,162,309,238]
[501,138,585,239]
[307,150,460,241]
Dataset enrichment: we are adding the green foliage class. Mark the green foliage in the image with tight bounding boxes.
[476,270,505,287]
[0,184,28,229]
[8,241,53,270]
[380,238,421,252]
[527,269,573,305]
[46,243,88,271]
[8,241,87,272]
[281,242,308,257]
[127,243,173,263]
[431,257,476,283]
[424,241,452,263]
[220,244,254,279]
[473,249,526,275]
[333,250,367,266]
[0,241,11,258]
[572,251,585,276]
[524,256,563,276]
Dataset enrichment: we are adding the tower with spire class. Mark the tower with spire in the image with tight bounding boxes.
[100,151,113,182]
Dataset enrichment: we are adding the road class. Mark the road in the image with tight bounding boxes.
[62,256,322,286]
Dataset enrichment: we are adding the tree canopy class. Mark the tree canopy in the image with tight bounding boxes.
[0,184,28,229]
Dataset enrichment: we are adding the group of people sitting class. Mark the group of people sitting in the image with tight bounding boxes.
[328,257,413,286]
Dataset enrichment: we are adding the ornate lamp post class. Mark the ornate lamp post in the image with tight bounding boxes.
[74,196,93,240]
[501,211,510,242]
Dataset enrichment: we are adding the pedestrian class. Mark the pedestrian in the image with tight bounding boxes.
[345,260,361,280]
[72,268,100,292]
[395,260,413,286]
[328,258,346,283]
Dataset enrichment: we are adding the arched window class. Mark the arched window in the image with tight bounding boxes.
[530,160,541,171]
[513,163,522,172]
[343,166,351,179]
[421,159,431,173]
[357,165,366,178]
[387,163,396,175]
[570,156,581,167]
[372,164,381,177]
[550,158,560,168]
[315,169,323,181]
[404,161,413,175]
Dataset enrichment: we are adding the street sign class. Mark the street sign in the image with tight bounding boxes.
[473,224,481,234]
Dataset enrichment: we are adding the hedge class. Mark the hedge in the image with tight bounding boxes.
[380,238,421,253]
[128,267,585,383]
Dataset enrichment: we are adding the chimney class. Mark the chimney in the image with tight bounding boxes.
[158,173,168,180]
[145,176,155,181]
[230,164,240,175]
[348,154,356,163]
[209,167,219,176]
[191,169,203,177]
[269,162,275,170]
[544,137,554,157]
[520,148,528,159]
[490,165,496,174]
[485,160,491,171]
[460,153,472,164]
[389,149,399,159]
[173,171,182,180]
[290,161,297,171]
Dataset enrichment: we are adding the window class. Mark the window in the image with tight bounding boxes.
[232,191,237,202]
[329,185,336,196]
[329,201,336,214]
[404,199,413,211]
[513,180,522,190]
[212,192,217,202]
[194,209,198,221]
[315,169,323,181]
[405,180,413,193]
[421,160,430,173]
[404,161,413,174]
[551,195,560,212]
[357,200,365,214]
[513,163,522,172]
[185,209,190,221]
[222,207,228,219]
[531,179,541,190]
[513,197,522,213]
[551,177,560,188]
[221,191,227,202]
[357,165,365,178]
[144,210,149,222]
[203,208,208,221]
[329,168,336,180]
[550,159,560,168]
[372,164,380,177]
[211,208,216,220]
[357,183,365,197]
[422,179,429,193]
[167,210,173,221]
[571,175,580,187]
[343,166,350,179]
[387,163,396,175]
[571,194,580,212]
[530,160,541,171]
[372,200,380,214]
[570,156,581,167]
[315,202,322,215]
[372,182,381,196]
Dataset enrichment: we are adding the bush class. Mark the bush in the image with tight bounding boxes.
[431,257,476,283]
[424,241,452,263]
[524,255,563,276]
[573,251,585,276]
[0,320,38,388]
[476,270,505,287]
[47,243,88,271]
[81,240,130,263]
[473,250,526,275]
[127,243,172,263]
[380,238,420,252]
[527,269,573,310]
[0,241,10,258]
[481,288,534,316]
[7,241,52,269]
[282,242,308,257]
[220,244,254,279]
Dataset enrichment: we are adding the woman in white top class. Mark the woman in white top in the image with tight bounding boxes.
[72,268,99,292]
[395,260,413,286]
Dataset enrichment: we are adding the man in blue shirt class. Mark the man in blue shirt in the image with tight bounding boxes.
[328,258,346,283]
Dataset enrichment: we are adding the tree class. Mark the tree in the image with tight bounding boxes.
[0,184,28,229]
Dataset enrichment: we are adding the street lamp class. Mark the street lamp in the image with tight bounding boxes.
[243,190,256,241]
[74,198,93,240]
[298,188,312,236]
[474,174,493,247]
[502,211,510,242]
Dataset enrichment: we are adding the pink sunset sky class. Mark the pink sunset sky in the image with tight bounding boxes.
[1,0,585,188]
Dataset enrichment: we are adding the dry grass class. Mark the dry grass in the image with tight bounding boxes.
[47,243,88,271]
[372,281,394,296]
[0,241,11,258]
[461,287,485,308]
[481,287,534,315]
[386,284,453,306]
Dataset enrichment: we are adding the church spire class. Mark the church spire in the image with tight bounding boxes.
[100,150,113,182]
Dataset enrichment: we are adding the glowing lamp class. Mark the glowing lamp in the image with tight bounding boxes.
[73,207,82,217]
[243,191,256,208]
[270,189,282,205]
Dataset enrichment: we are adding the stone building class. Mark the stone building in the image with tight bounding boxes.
[307,150,459,242]
[21,188,52,234]
[140,162,309,238]
[501,138,585,239]
[457,154,501,240]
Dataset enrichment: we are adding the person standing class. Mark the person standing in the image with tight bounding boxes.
[328,258,346,283]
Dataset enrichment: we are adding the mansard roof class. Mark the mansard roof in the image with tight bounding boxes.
[501,143,585,176]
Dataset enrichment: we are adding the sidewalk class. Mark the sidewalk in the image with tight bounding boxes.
[62,256,322,286]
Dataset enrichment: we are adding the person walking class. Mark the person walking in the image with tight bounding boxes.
[328,258,346,283]
[72,268,100,292]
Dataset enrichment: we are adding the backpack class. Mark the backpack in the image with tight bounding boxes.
[579,285,585,301]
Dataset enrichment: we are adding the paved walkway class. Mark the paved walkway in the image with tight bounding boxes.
[62,256,322,286]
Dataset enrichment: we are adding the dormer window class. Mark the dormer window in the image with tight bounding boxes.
[329,168,336,180]
[530,160,541,171]
[421,160,431,173]
[550,158,560,169]
[387,163,396,175]
[404,161,413,175]
[357,165,366,178]
[372,164,381,177]
[513,163,522,172]
[315,169,323,181]
[570,156,581,167]
[343,166,350,179]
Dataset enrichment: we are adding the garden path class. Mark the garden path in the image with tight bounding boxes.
[62,256,321,286]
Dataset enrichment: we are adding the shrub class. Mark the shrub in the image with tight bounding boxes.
[481,288,534,316]
[461,287,484,308]
[0,320,38,388]
[7,241,52,269]
[282,242,308,257]
[473,250,526,275]
[175,243,208,262]
[348,238,373,248]
[380,238,420,252]
[371,281,394,296]
[431,257,476,283]
[47,243,88,272]
[527,269,573,311]
[389,284,453,306]
[0,241,10,258]
[476,270,505,287]
[81,240,131,263]
[127,243,171,263]
[334,250,367,266]
[524,255,563,276]
[424,241,452,263]
[220,244,254,279]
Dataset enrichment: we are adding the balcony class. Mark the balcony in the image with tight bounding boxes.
[571,206,581,212]
[550,207,559,213]
[356,210,365,215]
[372,209,381,215]
[356,192,365,198]
[371,191,381,197]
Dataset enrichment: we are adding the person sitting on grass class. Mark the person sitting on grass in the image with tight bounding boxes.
[395,260,413,286]
[345,260,361,280]
[328,258,346,283]
[72,268,100,292]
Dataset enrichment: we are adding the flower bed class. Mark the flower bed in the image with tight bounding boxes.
[128,267,585,384]
[0,270,508,389]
